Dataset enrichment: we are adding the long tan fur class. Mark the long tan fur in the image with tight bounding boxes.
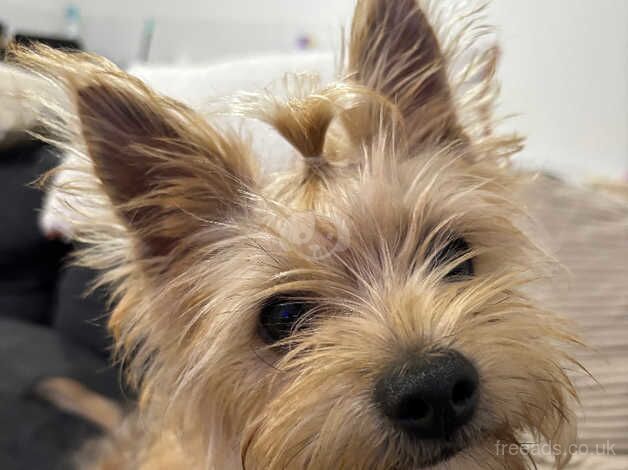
[10,1,579,469]
[35,377,124,433]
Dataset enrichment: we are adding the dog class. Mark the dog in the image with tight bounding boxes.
[12,0,580,468]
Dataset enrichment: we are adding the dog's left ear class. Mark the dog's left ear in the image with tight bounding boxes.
[348,0,464,150]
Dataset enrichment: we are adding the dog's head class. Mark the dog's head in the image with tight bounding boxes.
[15,1,578,468]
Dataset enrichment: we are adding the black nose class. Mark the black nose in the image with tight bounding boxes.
[375,350,479,440]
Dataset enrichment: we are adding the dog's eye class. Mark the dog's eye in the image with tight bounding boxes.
[259,296,312,344]
[431,237,474,280]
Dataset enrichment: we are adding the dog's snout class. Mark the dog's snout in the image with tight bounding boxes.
[375,350,479,440]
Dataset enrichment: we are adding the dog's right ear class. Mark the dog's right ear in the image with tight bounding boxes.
[75,77,257,259]
[14,46,257,260]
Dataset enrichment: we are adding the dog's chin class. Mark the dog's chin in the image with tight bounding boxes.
[398,433,473,469]
[419,445,465,468]
[404,443,465,469]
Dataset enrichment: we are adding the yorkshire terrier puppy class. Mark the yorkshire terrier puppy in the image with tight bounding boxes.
[14,0,579,468]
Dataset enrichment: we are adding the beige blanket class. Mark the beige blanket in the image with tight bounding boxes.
[527,176,628,467]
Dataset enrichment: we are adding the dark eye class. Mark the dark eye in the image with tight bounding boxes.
[259,295,312,344]
[432,237,474,280]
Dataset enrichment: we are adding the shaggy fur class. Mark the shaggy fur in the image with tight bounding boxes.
[11,0,580,468]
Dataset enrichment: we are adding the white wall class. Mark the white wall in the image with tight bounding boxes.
[1,0,354,63]
[2,0,626,181]
[489,0,628,181]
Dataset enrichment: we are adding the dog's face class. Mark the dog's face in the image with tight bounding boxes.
[19,0,577,468]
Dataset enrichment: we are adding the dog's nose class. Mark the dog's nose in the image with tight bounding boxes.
[375,350,479,440]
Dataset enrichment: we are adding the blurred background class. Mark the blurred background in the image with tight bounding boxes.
[1,0,626,180]
[0,1,627,469]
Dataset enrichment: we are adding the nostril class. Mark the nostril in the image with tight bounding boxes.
[451,378,477,411]
[376,350,479,439]
[396,395,432,423]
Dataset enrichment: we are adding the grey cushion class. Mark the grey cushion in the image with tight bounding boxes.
[0,319,123,470]
[0,140,70,324]
[52,265,112,358]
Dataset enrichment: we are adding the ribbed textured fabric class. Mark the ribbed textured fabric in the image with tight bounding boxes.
[527,176,628,466]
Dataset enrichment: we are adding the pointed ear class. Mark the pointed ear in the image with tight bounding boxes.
[6,47,258,261]
[348,0,464,149]
[74,75,257,259]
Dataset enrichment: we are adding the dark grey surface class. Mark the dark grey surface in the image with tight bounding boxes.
[0,140,70,324]
[0,319,122,470]
[52,265,112,358]
[0,137,121,469]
